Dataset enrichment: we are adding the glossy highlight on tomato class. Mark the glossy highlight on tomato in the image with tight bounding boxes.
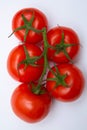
[11,83,52,123]
[46,63,84,102]
[12,8,48,44]
[7,43,44,83]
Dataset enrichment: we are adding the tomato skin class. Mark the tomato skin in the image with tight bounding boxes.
[7,43,44,83]
[12,8,48,44]
[47,26,80,63]
[46,63,84,102]
[11,83,51,123]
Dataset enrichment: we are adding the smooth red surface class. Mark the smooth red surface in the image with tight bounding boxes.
[12,8,48,44]
[46,63,84,102]
[11,83,52,123]
[7,43,44,83]
[47,26,80,63]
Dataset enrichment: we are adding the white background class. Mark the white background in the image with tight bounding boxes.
[0,0,87,130]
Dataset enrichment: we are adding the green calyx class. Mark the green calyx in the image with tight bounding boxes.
[47,65,68,89]
[8,12,42,42]
[53,31,77,63]
[18,45,43,70]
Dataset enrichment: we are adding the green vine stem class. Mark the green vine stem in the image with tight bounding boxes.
[32,28,49,94]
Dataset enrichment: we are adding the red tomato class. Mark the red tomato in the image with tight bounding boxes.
[47,26,80,63]
[7,43,44,83]
[11,83,52,123]
[46,63,84,102]
[12,8,48,44]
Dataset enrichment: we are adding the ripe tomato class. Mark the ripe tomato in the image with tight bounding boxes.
[12,8,48,44]
[46,63,84,102]
[11,83,52,123]
[7,43,44,83]
[47,26,80,63]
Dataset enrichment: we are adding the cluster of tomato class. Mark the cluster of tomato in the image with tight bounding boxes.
[7,8,85,123]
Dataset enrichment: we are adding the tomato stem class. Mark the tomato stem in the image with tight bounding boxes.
[32,28,49,94]
[38,28,49,84]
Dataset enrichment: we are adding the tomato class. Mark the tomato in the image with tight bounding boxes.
[12,8,48,44]
[46,63,84,102]
[7,43,44,83]
[11,83,51,123]
[47,26,80,63]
